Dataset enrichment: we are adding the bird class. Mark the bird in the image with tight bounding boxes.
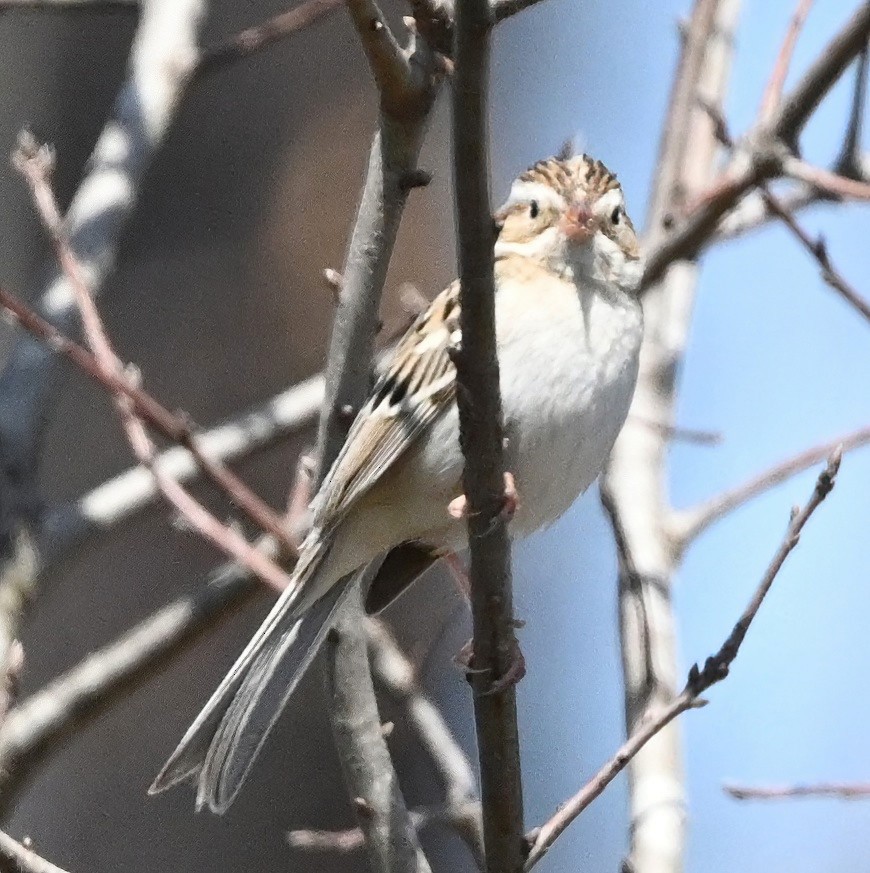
[149,152,644,813]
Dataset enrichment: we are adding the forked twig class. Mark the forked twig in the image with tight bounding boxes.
[525,452,842,870]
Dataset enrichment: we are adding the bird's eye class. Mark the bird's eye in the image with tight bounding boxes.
[611,206,622,225]
[529,200,540,219]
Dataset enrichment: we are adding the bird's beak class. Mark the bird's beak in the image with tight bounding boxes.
[560,200,596,243]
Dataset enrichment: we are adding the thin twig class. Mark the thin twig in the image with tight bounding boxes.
[698,103,870,325]
[526,453,842,870]
[784,156,870,200]
[628,415,723,446]
[643,3,870,289]
[0,277,302,556]
[196,0,345,76]
[490,0,548,21]
[671,426,870,547]
[602,2,741,871]
[366,619,485,868]
[0,831,69,873]
[836,43,868,178]
[724,781,870,801]
[757,0,814,124]
[11,141,293,593]
[288,801,483,854]
[41,375,323,563]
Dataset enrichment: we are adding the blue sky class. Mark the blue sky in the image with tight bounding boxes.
[485,3,870,871]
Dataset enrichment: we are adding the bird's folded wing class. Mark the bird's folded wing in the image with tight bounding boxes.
[312,282,461,531]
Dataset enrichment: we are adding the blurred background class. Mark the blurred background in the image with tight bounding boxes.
[0,1,867,871]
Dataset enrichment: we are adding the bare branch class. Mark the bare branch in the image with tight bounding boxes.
[490,0,548,22]
[602,2,741,871]
[366,618,485,868]
[627,415,723,446]
[643,3,870,290]
[671,426,870,547]
[345,0,416,114]
[784,155,870,200]
[0,831,70,873]
[196,0,345,76]
[0,558,261,792]
[775,3,870,144]
[836,42,867,177]
[288,801,483,855]
[451,1,525,871]
[526,453,842,870]
[725,781,870,801]
[757,0,814,124]
[324,575,433,873]
[10,141,293,593]
[0,0,206,552]
[308,7,443,873]
[42,375,323,563]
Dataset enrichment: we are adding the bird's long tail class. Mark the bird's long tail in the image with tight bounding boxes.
[149,538,355,813]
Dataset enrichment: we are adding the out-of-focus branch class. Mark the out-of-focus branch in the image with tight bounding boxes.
[701,103,870,324]
[451,0,524,871]
[670,426,870,548]
[526,453,841,870]
[0,0,207,725]
[0,559,261,801]
[0,0,205,543]
[0,277,298,555]
[40,375,323,561]
[366,618,484,868]
[0,831,69,873]
[642,3,870,290]
[836,43,867,178]
[725,781,870,800]
[757,0,814,124]
[775,2,870,144]
[601,3,740,872]
[784,156,870,200]
[196,0,345,75]
[11,139,294,594]
[490,0,548,21]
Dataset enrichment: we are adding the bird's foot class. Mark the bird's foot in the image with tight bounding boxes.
[447,471,520,522]
[453,634,526,695]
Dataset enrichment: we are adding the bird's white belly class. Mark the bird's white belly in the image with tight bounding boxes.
[398,277,641,555]
[497,281,641,537]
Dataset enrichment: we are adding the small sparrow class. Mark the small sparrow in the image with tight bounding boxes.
[150,153,644,812]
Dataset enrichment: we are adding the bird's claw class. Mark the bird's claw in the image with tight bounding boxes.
[453,637,526,695]
[447,472,520,522]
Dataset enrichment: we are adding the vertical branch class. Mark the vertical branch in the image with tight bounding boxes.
[600,2,741,872]
[452,1,523,872]
[313,6,444,873]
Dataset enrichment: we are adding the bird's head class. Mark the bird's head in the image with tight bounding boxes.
[494,154,642,295]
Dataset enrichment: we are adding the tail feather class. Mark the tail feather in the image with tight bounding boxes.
[198,575,355,812]
[149,537,327,802]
